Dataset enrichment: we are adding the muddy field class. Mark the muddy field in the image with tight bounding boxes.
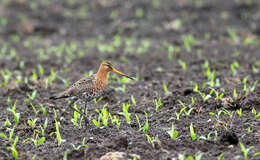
[0,0,260,160]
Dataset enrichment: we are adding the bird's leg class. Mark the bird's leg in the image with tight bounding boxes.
[68,97,84,115]
[84,101,89,126]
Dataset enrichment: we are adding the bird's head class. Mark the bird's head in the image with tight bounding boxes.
[100,61,134,80]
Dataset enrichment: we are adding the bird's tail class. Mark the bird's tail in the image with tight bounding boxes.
[49,91,69,100]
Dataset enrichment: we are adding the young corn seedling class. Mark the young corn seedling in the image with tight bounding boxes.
[25,90,37,102]
[39,118,48,137]
[71,137,88,150]
[178,59,187,71]
[194,84,211,102]
[8,136,19,160]
[30,133,46,148]
[236,108,242,117]
[209,109,223,119]
[227,27,239,44]
[100,104,110,127]
[27,118,37,129]
[135,114,142,131]
[53,109,62,146]
[48,69,57,85]
[167,123,179,140]
[131,95,136,107]
[179,100,193,116]
[190,123,196,141]
[143,112,149,133]
[154,97,162,112]
[230,61,239,76]
[113,115,120,130]
[7,101,20,125]
[30,103,39,115]
[71,103,84,128]
[163,82,168,95]
[240,142,254,160]
[251,108,260,119]
[210,88,225,99]
[92,115,101,127]
[122,103,131,124]
[217,152,225,160]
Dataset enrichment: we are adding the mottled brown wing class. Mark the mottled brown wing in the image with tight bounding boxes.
[50,76,96,99]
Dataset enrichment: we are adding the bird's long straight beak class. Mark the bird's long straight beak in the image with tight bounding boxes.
[112,67,134,80]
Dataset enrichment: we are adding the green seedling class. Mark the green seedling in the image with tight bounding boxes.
[63,149,70,160]
[39,103,47,116]
[143,111,149,133]
[27,90,37,101]
[92,115,101,127]
[236,108,242,117]
[71,103,83,128]
[135,114,142,131]
[190,123,196,141]
[27,118,37,129]
[0,69,12,87]
[7,101,20,125]
[31,133,45,148]
[37,64,44,76]
[251,108,260,119]
[113,115,120,130]
[48,69,57,85]
[199,130,218,141]
[53,109,62,146]
[178,151,203,160]
[93,97,103,104]
[4,117,11,126]
[168,123,179,140]
[178,59,187,71]
[240,142,254,160]
[8,136,19,160]
[154,97,162,112]
[210,88,225,99]
[163,82,168,95]
[230,61,239,76]
[39,118,48,136]
[227,27,239,44]
[209,109,223,119]
[30,103,39,115]
[131,95,136,106]
[222,109,234,118]
[122,103,131,124]
[71,137,88,150]
[217,152,224,160]
[233,88,237,100]
[100,104,109,127]
[194,84,211,102]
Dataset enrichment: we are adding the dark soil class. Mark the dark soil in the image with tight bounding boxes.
[0,0,260,160]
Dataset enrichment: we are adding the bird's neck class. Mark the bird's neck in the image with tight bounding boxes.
[96,69,108,85]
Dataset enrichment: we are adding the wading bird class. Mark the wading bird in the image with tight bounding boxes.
[50,61,133,124]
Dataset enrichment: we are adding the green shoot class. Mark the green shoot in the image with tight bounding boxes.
[190,123,196,141]
[131,95,136,106]
[113,116,120,130]
[154,98,162,112]
[163,82,168,95]
[178,59,187,71]
[143,112,149,133]
[122,103,131,124]
[236,108,242,117]
[135,114,142,131]
[168,123,179,140]
[217,152,224,160]
[239,142,254,160]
